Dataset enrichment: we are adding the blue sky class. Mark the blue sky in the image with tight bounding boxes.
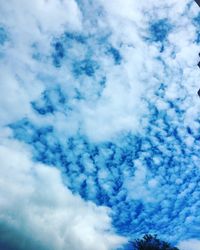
[0,0,200,250]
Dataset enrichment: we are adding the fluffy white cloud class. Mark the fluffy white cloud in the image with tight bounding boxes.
[0,138,125,250]
[0,0,82,126]
[178,239,200,250]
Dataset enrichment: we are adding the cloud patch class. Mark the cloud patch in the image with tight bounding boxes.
[0,139,125,250]
[178,239,200,250]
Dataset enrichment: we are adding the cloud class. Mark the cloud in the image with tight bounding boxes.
[1,0,200,249]
[0,0,82,127]
[0,138,125,250]
[178,239,200,250]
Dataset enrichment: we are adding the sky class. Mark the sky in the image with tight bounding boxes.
[0,0,200,250]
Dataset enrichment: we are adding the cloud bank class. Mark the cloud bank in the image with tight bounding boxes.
[0,138,125,250]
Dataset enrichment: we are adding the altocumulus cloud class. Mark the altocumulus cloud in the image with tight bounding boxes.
[1,0,200,250]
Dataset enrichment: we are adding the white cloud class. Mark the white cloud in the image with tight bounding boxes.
[178,239,200,250]
[0,139,125,250]
[0,0,82,127]
[81,75,142,141]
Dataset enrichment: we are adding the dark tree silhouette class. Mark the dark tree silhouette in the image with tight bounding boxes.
[133,234,179,250]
